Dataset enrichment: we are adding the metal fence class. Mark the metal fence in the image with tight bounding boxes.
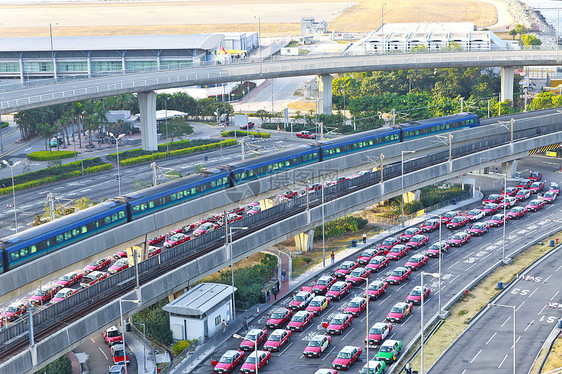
[131,323,157,374]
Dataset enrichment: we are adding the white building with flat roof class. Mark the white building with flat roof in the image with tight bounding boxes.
[0,34,225,84]
[347,22,508,54]
[163,283,236,342]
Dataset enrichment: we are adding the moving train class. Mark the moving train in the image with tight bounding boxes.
[0,112,479,274]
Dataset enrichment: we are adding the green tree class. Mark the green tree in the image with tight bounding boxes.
[522,34,542,46]
[37,122,59,151]
[509,29,517,40]
[529,91,556,110]
[34,355,72,374]
[166,118,193,144]
[515,24,527,37]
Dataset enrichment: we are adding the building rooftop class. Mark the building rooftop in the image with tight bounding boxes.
[376,22,475,34]
[163,283,236,317]
[0,34,224,52]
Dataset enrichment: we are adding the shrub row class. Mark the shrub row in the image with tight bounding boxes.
[27,151,77,161]
[120,139,237,166]
[0,157,105,186]
[211,254,278,308]
[314,215,368,240]
[108,139,228,161]
[0,163,111,195]
[221,130,270,138]
[172,339,198,356]
[132,299,174,346]
[419,183,470,207]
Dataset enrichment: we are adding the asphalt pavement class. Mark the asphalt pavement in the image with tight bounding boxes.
[189,159,562,374]
[429,246,562,374]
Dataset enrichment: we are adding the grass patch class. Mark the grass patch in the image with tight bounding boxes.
[407,232,561,372]
[0,122,8,129]
[542,335,562,372]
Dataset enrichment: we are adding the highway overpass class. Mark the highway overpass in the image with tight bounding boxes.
[0,49,560,149]
[1,120,562,372]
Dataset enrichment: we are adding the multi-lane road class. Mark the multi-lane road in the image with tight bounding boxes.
[429,246,562,374]
[192,157,562,374]
[0,124,305,238]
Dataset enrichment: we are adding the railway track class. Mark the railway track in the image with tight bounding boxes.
[0,122,559,362]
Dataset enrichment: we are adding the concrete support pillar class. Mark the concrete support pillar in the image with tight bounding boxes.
[294,230,315,252]
[501,160,518,178]
[138,91,158,151]
[317,74,333,115]
[500,67,515,103]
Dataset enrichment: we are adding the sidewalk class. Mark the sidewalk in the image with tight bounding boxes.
[168,192,482,373]
[125,329,156,374]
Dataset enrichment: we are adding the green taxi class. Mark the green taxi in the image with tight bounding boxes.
[359,360,386,374]
[375,339,402,363]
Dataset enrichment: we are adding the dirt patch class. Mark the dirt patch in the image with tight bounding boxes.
[0,0,498,37]
[407,233,561,372]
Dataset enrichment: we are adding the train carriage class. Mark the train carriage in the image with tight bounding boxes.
[0,199,128,271]
[119,169,230,220]
[228,145,320,184]
[400,112,479,141]
[319,127,401,160]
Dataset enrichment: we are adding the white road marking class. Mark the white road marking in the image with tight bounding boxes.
[402,315,412,326]
[556,265,562,272]
[448,260,460,270]
[543,275,552,283]
[470,349,482,363]
[516,301,525,311]
[342,327,354,340]
[466,262,479,272]
[511,336,521,349]
[485,332,497,345]
[524,320,534,332]
[550,290,560,301]
[501,316,511,328]
[91,337,95,343]
[322,346,337,361]
[537,304,546,316]
[461,370,467,374]
[529,288,539,298]
[98,347,108,360]
[498,354,508,368]
[279,342,292,356]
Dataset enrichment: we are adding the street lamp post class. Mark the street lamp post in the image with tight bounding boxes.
[109,133,125,195]
[348,275,370,372]
[424,213,444,317]
[401,150,416,227]
[2,160,21,232]
[420,272,440,374]
[322,184,326,267]
[165,97,171,157]
[229,226,248,320]
[489,303,516,374]
[119,298,141,374]
[233,333,259,373]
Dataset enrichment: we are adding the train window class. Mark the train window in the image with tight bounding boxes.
[56,234,64,243]
[104,216,112,225]
[30,245,37,254]
[10,252,19,261]
[64,231,72,240]
[72,228,80,237]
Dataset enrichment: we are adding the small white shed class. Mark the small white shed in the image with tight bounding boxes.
[163,283,236,342]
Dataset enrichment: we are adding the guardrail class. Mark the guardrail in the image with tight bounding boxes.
[0,47,559,95]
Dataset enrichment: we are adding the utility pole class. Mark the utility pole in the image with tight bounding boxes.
[47,193,55,221]
[151,162,157,186]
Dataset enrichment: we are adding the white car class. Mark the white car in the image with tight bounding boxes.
[500,196,517,208]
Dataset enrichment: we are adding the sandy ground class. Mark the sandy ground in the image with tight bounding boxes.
[0,0,499,37]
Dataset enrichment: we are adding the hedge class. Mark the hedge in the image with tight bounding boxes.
[0,163,112,195]
[108,139,229,161]
[314,215,368,240]
[0,157,105,186]
[27,151,77,161]
[120,139,237,166]
[0,122,8,129]
[221,130,270,138]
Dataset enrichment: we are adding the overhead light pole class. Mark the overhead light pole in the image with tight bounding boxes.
[347,275,370,372]
[233,333,258,373]
[401,150,415,227]
[420,272,440,374]
[3,160,21,232]
[229,226,248,320]
[109,132,125,195]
